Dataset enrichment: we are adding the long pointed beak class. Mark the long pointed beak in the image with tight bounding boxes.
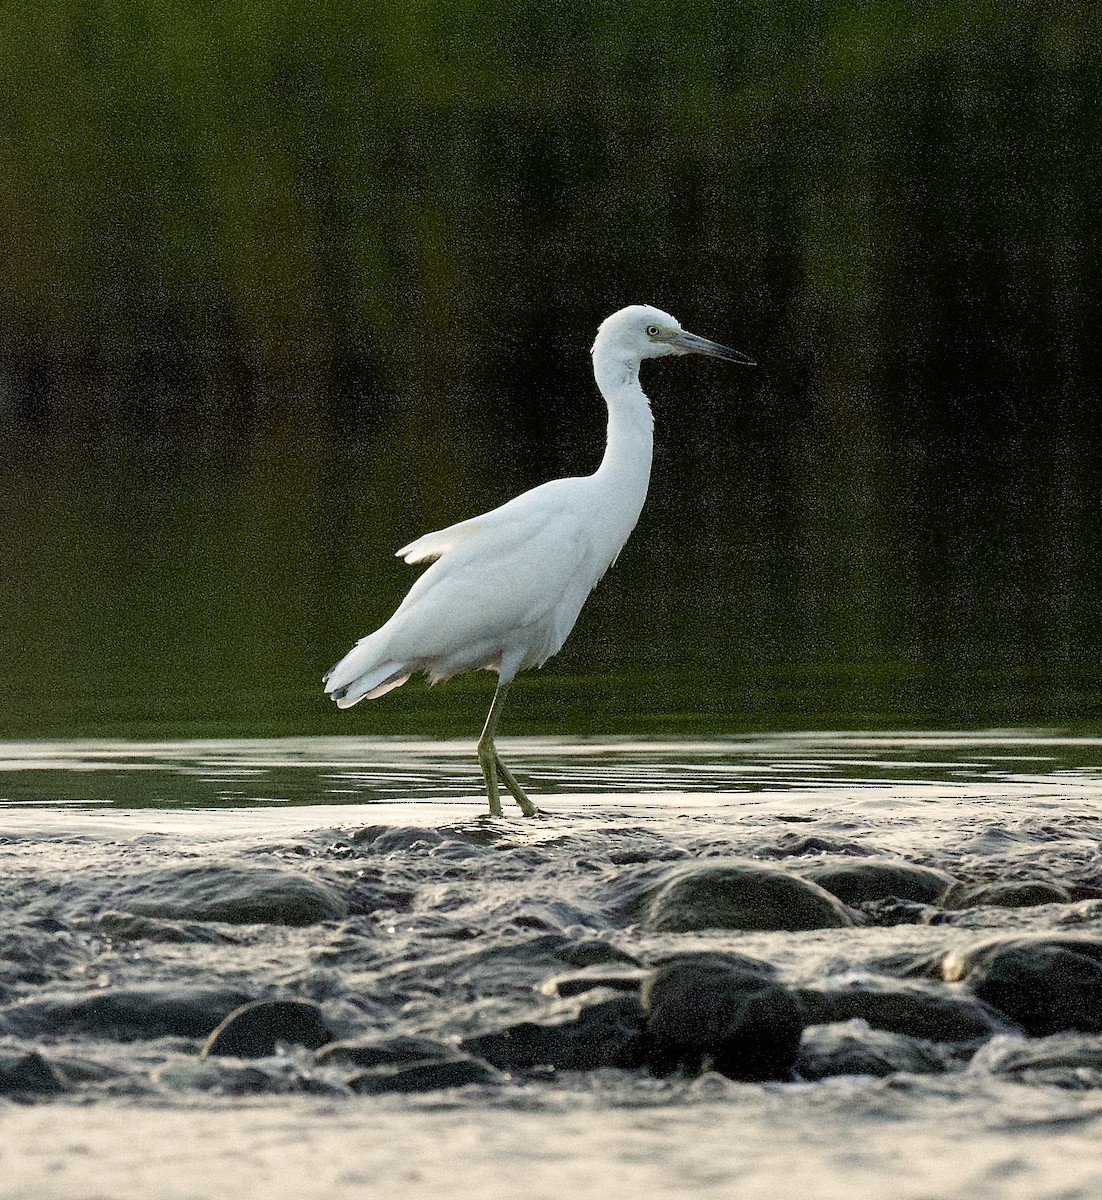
[673,329,756,365]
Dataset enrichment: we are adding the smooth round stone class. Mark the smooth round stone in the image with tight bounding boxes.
[941,880,1073,909]
[649,949,780,979]
[0,1051,69,1095]
[797,1020,948,1080]
[96,910,239,944]
[0,985,254,1042]
[202,999,334,1058]
[800,859,955,905]
[644,861,856,933]
[461,993,647,1072]
[797,978,1013,1042]
[355,826,448,854]
[972,1031,1102,1082]
[642,957,804,1081]
[556,940,640,968]
[348,1057,504,1093]
[940,935,1102,1035]
[315,1036,457,1068]
[116,864,346,926]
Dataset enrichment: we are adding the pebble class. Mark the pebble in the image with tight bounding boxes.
[96,910,240,944]
[642,957,804,1081]
[0,984,254,1041]
[0,1051,70,1095]
[643,861,857,933]
[315,1035,457,1068]
[800,858,956,905]
[796,978,1014,1042]
[110,864,346,926]
[348,1058,504,1093]
[797,1019,949,1079]
[941,881,1074,909]
[940,934,1102,1035]
[971,1031,1102,1084]
[202,999,335,1058]
[461,993,647,1072]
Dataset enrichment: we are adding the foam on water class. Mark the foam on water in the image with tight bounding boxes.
[4,731,1102,1199]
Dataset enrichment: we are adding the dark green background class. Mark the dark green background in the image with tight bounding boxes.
[3,2,1101,738]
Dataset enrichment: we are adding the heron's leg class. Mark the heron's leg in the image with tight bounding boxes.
[494,751,537,818]
[477,682,536,817]
[477,684,506,817]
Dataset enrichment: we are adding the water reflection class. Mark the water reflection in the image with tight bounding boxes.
[2,6,1101,737]
[1,732,1099,810]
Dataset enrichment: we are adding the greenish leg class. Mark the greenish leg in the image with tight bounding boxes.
[494,751,537,818]
[477,691,503,817]
[477,682,537,818]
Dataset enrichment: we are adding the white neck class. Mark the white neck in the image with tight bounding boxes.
[591,343,654,523]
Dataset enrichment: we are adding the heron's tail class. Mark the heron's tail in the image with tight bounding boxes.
[323,635,411,709]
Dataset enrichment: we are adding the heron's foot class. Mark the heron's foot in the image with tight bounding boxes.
[495,752,537,818]
[477,740,504,818]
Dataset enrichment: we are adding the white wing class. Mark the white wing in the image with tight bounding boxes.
[327,475,626,705]
[385,494,596,670]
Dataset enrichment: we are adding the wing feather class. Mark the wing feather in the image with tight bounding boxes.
[396,517,485,565]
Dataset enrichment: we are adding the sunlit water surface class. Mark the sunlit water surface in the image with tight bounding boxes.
[4,730,1101,812]
[5,731,1102,1200]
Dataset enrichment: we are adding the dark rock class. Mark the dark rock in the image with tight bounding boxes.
[800,859,955,905]
[0,921,88,988]
[972,1032,1102,1086]
[111,865,346,926]
[96,910,239,944]
[643,861,856,933]
[941,935,1102,1035]
[315,1035,457,1068]
[557,940,639,969]
[510,911,563,932]
[428,842,488,863]
[0,985,253,1041]
[648,950,779,978]
[50,1056,127,1084]
[0,1051,70,1095]
[345,879,416,916]
[461,993,647,1072]
[436,819,511,847]
[942,881,1073,909]
[756,833,876,859]
[349,1057,504,1093]
[642,957,804,1081]
[358,826,448,854]
[202,999,334,1058]
[797,1020,948,1080]
[797,978,1013,1042]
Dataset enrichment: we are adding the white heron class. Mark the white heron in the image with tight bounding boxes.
[324,304,754,816]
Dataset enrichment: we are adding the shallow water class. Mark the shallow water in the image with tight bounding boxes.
[4,731,1102,1199]
[4,729,1102,809]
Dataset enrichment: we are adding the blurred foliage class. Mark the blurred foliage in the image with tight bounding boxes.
[1,2,1101,737]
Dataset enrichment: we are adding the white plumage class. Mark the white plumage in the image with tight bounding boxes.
[324,304,753,815]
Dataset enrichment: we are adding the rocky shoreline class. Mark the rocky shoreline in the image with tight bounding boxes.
[6,807,1102,1106]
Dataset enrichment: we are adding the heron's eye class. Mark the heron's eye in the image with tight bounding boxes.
[646,324,661,337]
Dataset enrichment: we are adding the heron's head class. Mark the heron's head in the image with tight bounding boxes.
[593,304,755,366]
